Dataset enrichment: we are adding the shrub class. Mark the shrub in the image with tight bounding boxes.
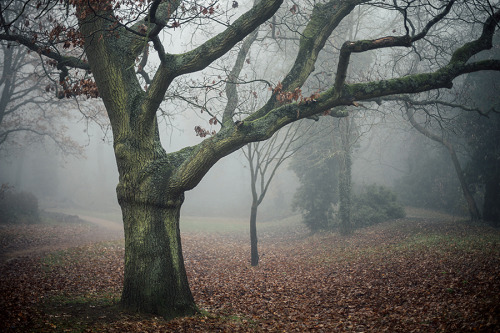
[351,184,405,228]
[0,190,40,224]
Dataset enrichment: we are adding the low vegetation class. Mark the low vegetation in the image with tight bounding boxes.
[0,190,40,224]
[0,214,499,332]
[350,184,406,228]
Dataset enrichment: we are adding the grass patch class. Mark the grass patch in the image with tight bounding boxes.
[38,292,122,332]
[45,291,121,308]
[397,232,500,253]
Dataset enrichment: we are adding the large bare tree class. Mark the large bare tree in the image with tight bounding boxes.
[1,0,499,319]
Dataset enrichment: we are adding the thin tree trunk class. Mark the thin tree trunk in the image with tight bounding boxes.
[483,170,500,226]
[445,143,481,221]
[250,202,259,266]
[120,194,197,319]
[338,117,353,235]
[338,149,352,235]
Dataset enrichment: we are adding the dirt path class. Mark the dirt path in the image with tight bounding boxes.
[0,215,123,264]
[79,215,123,231]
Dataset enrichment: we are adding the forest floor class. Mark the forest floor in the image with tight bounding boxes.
[0,209,499,332]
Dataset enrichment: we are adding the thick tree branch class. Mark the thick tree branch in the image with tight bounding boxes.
[334,0,456,96]
[172,5,500,191]
[137,46,151,85]
[144,0,283,130]
[375,95,495,116]
[451,8,500,63]
[247,0,366,122]
[171,0,282,75]
[147,0,181,38]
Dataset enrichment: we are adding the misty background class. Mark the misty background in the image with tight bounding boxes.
[2,1,496,227]
[0,104,451,224]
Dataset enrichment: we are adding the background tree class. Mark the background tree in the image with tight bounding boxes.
[462,78,500,225]
[244,121,313,265]
[394,133,467,214]
[404,101,481,221]
[291,117,340,231]
[337,114,357,234]
[367,2,500,222]
[1,0,499,319]
[465,113,500,225]
[461,35,500,225]
[0,1,107,157]
[0,41,84,155]
[218,4,313,265]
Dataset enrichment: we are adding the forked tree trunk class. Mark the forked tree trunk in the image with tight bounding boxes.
[119,194,197,319]
[407,109,481,222]
[250,203,259,266]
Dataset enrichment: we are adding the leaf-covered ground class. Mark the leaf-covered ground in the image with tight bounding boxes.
[0,214,499,332]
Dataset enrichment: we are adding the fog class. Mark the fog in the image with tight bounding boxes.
[1,1,497,229]
[0,103,418,225]
[0,105,302,222]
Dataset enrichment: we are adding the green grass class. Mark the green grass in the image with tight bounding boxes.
[42,249,71,268]
[40,292,122,332]
[397,232,500,253]
[43,206,303,235]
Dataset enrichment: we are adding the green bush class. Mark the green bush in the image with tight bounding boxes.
[0,190,40,224]
[351,184,405,228]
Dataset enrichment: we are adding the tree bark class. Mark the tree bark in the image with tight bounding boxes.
[338,118,353,235]
[120,195,196,318]
[250,202,259,266]
[338,149,352,234]
[483,170,500,226]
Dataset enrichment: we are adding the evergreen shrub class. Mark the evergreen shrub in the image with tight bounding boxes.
[351,184,405,227]
[0,190,40,224]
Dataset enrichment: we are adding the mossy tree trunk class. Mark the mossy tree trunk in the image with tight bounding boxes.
[338,117,353,235]
[120,193,195,318]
